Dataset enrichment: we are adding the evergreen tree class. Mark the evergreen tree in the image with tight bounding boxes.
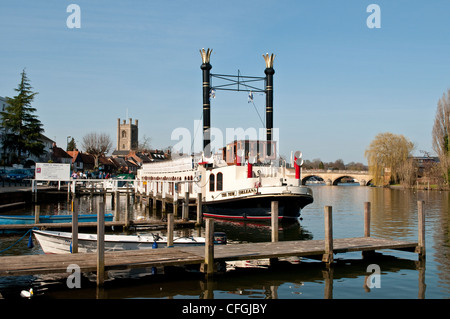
[0,69,45,163]
[67,137,77,151]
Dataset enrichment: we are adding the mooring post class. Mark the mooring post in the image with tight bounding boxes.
[114,190,120,221]
[167,213,174,248]
[271,201,279,242]
[34,204,40,225]
[71,200,78,254]
[97,201,105,287]
[173,199,178,218]
[416,200,426,259]
[196,193,203,226]
[364,202,371,237]
[270,201,279,267]
[173,184,179,217]
[204,218,215,276]
[182,190,189,221]
[126,187,131,226]
[33,180,38,203]
[362,202,376,259]
[323,206,333,264]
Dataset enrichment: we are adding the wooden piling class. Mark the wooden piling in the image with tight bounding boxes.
[196,193,203,226]
[182,191,189,221]
[167,213,174,248]
[162,198,166,213]
[114,191,120,221]
[322,206,333,264]
[270,201,279,267]
[173,189,178,217]
[364,202,371,237]
[204,218,214,276]
[173,199,178,218]
[71,201,78,254]
[97,201,105,287]
[362,202,375,259]
[34,205,40,225]
[416,200,426,259]
[271,201,279,242]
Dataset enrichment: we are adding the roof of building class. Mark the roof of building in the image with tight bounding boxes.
[52,145,72,159]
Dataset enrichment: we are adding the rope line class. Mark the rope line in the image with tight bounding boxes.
[0,228,34,254]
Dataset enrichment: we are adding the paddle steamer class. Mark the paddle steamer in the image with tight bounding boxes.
[136,49,313,221]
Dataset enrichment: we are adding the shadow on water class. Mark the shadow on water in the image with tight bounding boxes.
[0,252,424,299]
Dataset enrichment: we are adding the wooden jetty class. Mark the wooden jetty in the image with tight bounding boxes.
[0,237,419,277]
[0,201,425,287]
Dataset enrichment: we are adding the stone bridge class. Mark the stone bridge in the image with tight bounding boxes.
[300,169,373,186]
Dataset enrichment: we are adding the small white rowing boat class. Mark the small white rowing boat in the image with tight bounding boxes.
[33,229,227,254]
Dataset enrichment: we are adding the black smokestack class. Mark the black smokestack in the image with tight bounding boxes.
[200,48,212,157]
[263,53,275,157]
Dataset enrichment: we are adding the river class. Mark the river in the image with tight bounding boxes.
[0,185,449,299]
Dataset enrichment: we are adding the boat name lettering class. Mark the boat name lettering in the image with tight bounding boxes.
[238,188,257,195]
[222,191,237,197]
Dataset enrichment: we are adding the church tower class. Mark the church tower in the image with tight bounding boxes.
[117,118,138,151]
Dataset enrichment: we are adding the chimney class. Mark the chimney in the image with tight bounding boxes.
[200,48,213,157]
[263,53,275,157]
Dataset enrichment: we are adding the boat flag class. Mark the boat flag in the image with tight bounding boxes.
[248,91,253,103]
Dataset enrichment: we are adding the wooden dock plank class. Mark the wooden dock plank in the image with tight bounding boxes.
[0,237,418,277]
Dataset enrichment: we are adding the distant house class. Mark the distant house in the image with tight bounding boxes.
[24,134,55,166]
[50,143,72,164]
[126,151,152,167]
[413,156,440,178]
[148,150,168,162]
[67,150,95,172]
[98,156,117,174]
[111,149,167,172]
[110,157,139,174]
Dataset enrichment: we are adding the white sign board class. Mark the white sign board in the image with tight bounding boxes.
[35,163,71,181]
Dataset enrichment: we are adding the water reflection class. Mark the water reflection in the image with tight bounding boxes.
[14,254,424,299]
[1,187,449,299]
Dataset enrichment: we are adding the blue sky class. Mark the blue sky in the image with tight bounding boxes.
[1,1,449,164]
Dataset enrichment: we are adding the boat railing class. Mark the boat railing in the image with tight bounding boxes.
[139,156,196,175]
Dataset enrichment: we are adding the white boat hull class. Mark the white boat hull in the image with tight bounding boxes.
[32,230,224,254]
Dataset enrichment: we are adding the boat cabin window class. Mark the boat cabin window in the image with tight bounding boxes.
[217,172,223,191]
[209,174,215,192]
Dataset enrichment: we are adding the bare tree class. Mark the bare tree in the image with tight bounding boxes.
[137,134,152,152]
[398,158,417,187]
[432,89,450,185]
[82,132,112,168]
[365,132,415,186]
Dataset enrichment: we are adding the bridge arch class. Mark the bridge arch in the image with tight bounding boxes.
[331,176,372,186]
[332,175,358,186]
[301,175,325,185]
[298,170,373,186]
